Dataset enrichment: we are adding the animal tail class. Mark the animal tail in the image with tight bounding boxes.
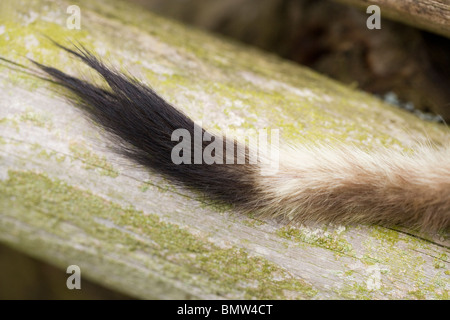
[15,44,450,232]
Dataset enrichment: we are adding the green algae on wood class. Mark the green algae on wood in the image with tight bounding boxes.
[0,0,448,148]
[0,0,449,300]
[69,142,119,178]
[0,170,317,299]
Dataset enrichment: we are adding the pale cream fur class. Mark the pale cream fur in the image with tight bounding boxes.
[254,144,450,231]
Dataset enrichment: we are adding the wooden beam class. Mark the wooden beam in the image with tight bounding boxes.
[0,0,449,299]
[334,0,450,38]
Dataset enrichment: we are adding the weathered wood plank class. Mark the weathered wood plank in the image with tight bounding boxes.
[335,0,450,38]
[0,0,449,299]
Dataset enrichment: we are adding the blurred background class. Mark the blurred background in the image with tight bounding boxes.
[2,0,449,299]
[0,243,131,299]
[128,0,450,122]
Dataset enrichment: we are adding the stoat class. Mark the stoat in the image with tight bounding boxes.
[5,43,450,232]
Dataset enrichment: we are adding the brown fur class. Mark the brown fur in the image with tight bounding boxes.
[252,145,450,232]
[8,44,448,233]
